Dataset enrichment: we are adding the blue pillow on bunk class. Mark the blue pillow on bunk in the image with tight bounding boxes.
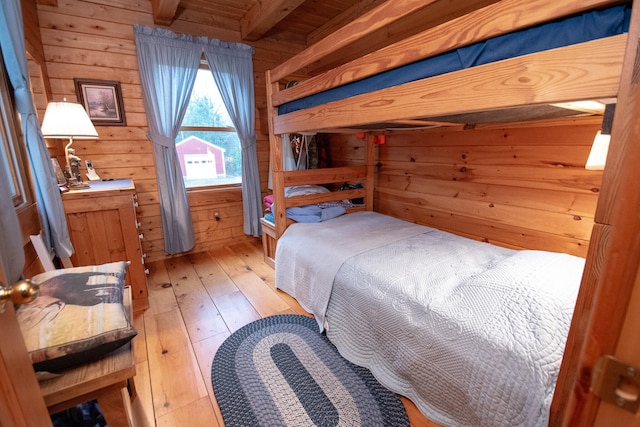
[264,205,346,223]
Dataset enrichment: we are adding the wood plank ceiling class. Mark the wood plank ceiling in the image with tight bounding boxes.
[151,0,384,44]
[34,0,382,45]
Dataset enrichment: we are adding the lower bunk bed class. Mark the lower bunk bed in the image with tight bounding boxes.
[274,211,584,427]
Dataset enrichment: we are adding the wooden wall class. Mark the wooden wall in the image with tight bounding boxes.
[329,117,604,258]
[26,0,603,261]
[33,0,305,262]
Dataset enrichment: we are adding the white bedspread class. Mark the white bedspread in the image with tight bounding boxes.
[275,212,584,426]
[275,211,430,330]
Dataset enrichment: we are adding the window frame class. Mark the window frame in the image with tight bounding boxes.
[0,53,32,209]
[178,60,242,191]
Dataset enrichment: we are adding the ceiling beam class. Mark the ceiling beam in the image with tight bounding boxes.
[307,0,386,46]
[150,0,180,26]
[240,0,305,41]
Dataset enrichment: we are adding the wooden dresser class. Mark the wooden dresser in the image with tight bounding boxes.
[61,179,149,311]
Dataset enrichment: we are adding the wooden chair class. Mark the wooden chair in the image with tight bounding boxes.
[29,234,73,271]
[28,234,139,427]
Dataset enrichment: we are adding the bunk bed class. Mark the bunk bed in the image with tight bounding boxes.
[267,0,632,236]
[266,0,637,425]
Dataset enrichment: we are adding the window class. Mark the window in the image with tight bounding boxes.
[177,66,242,189]
[0,53,30,208]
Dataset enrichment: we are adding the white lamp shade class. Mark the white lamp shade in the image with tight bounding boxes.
[41,100,99,139]
[585,131,610,171]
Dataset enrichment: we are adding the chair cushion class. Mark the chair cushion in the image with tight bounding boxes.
[16,261,137,373]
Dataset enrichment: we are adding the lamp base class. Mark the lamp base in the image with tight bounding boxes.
[66,176,90,189]
[69,181,90,189]
[65,161,89,189]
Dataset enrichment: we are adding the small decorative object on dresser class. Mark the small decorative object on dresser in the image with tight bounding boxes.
[50,158,67,186]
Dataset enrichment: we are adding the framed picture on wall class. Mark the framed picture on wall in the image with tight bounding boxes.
[74,78,127,126]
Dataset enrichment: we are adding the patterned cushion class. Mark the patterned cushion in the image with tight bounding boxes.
[16,261,137,372]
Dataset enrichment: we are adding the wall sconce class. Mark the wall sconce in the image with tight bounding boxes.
[585,103,615,171]
[41,99,98,188]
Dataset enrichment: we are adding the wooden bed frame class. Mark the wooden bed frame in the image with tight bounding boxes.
[266,0,640,425]
[267,0,629,240]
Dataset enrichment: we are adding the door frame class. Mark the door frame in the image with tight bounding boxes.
[551,0,640,424]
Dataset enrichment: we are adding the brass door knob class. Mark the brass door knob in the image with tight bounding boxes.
[0,279,39,313]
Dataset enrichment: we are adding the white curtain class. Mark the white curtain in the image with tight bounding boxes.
[0,169,24,283]
[203,41,261,237]
[0,0,73,262]
[0,1,24,283]
[135,24,262,252]
[134,25,200,255]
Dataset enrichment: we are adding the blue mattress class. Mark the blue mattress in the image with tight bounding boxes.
[278,5,631,115]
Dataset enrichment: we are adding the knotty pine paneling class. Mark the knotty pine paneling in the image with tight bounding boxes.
[328,133,367,166]
[36,0,306,262]
[329,119,603,257]
[378,122,601,257]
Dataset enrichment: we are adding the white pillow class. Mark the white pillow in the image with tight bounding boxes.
[284,185,330,198]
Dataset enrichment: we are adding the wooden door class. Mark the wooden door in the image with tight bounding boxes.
[0,264,52,426]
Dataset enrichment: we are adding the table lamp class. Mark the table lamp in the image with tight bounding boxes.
[41,99,99,188]
[585,103,616,171]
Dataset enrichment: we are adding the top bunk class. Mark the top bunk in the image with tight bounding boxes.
[267,0,631,135]
[265,0,634,238]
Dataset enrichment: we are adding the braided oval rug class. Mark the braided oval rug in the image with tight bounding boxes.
[211,314,409,427]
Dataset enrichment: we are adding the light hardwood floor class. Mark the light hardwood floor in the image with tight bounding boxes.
[129,238,439,427]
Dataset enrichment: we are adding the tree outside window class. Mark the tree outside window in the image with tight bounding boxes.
[177,66,242,188]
